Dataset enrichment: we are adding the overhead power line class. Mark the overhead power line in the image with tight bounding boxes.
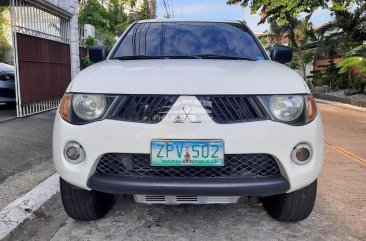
[169,0,175,18]
[160,0,176,18]
[161,0,171,18]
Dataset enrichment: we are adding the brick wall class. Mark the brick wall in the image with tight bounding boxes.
[313,58,342,71]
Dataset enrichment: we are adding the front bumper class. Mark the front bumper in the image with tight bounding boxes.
[0,97,15,103]
[53,96,324,194]
[88,175,290,196]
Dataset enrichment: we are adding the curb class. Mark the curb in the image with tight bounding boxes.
[316,99,366,113]
[0,117,17,124]
[313,92,366,108]
[0,174,59,239]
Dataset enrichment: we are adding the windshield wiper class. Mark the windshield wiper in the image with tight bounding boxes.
[112,54,256,61]
[112,55,164,60]
[162,55,202,59]
[194,54,257,61]
[112,55,202,60]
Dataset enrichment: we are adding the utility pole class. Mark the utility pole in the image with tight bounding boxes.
[147,0,156,19]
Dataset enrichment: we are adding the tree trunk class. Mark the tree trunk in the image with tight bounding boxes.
[146,0,156,18]
[302,61,307,82]
[298,50,311,88]
[285,14,312,88]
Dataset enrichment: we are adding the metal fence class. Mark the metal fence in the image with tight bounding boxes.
[10,0,72,117]
[12,0,70,43]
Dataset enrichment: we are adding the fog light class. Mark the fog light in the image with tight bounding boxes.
[291,143,312,165]
[64,142,85,164]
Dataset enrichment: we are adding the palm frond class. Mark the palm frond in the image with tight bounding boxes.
[338,56,366,73]
[345,45,366,57]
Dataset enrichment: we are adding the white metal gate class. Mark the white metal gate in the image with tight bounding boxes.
[10,0,72,117]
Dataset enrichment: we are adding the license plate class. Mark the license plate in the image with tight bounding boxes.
[151,140,224,167]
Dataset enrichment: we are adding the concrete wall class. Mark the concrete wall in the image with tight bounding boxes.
[295,63,314,79]
[43,0,80,78]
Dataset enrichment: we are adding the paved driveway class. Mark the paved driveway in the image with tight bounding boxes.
[0,104,16,123]
[0,110,55,210]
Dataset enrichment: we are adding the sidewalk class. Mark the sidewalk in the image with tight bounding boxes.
[313,92,366,108]
[316,98,366,113]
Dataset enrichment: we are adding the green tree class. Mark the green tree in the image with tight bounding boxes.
[269,18,316,81]
[317,2,366,57]
[79,0,130,38]
[269,21,289,45]
[137,1,150,20]
[79,0,150,49]
[0,7,11,62]
[226,1,328,25]
[258,34,269,49]
[338,45,366,92]
[288,56,300,70]
[288,50,314,81]
[227,0,325,86]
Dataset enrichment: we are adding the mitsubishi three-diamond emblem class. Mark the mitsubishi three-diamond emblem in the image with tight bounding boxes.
[174,103,201,123]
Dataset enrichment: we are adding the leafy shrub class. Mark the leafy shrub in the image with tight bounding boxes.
[337,45,366,93]
[83,36,97,48]
[288,56,300,70]
[82,57,94,68]
[311,58,348,89]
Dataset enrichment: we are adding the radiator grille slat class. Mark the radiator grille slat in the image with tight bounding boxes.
[107,95,178,123]
[196,96,268,124]
[95,153,281,178]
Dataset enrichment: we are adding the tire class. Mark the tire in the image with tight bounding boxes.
[263,180,317,222]
[60,178,114,221]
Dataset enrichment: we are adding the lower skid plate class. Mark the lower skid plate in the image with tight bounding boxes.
[134,195,240,205]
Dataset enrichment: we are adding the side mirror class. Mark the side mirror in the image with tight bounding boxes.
[270,46,293,64]
[89,45,109,63]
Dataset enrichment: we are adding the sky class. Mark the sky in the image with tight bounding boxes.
[156,0,333,33]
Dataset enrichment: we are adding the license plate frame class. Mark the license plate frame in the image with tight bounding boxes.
[151,140,224,167]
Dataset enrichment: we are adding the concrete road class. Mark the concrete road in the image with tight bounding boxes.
[0,111,55,209]
[3,102,366,241]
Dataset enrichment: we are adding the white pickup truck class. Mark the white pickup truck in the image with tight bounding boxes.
[54,19,323,222]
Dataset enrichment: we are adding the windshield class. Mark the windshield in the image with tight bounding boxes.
[112,22,267,60]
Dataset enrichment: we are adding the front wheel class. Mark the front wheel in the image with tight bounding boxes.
[60,178,114,221]
[263,180,317,222]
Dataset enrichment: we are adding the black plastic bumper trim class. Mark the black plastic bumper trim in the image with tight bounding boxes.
[87,175,290,196]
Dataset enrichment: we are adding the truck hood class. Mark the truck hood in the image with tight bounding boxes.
[69,59,309,95]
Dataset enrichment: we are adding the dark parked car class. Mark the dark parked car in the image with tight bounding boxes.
[0,63,15,104]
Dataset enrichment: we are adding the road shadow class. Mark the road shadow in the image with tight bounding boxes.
[0,103,16,122]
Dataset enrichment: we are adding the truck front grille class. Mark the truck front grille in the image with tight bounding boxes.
[105,95,268,124]
[95,153,281,178]
[106,95,179,123]
[196,96,268,124]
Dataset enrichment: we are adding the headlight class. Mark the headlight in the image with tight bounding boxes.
[259,95,317,126]
[59,93,117,125]
[269,96,304,122]
[73,95,107,120]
